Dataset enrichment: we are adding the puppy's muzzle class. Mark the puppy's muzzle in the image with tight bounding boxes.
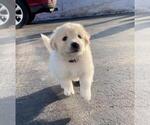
[70,42,80,52]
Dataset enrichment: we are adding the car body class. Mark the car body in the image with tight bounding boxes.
[26,0,57,14]
[0,0,57,29]
[16,0,57,28]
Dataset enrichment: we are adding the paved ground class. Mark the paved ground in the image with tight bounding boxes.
[16,14,135,125]
[135,12,150,125]
[0,27,15,125]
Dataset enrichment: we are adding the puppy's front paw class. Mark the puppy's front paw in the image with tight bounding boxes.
[80,90,91,101]
[64,88,75,96]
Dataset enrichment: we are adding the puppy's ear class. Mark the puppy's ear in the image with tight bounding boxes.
[41,34,49,42]
[50,33,57,50]
[41,34,51,53]
[84,31,91,44]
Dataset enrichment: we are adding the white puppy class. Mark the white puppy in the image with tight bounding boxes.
[41,23,94,101]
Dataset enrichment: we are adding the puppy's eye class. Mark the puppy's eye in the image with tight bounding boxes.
[78,34,82,39]
[62,36,68,41]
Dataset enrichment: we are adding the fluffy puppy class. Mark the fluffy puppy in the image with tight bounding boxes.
[41,23,94,101]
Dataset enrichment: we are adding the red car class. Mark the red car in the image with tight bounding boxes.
[0,0,57,28]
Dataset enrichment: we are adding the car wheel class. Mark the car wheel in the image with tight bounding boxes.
[28,14,35,24]
[0,0,13,29]
[16,0,29,29]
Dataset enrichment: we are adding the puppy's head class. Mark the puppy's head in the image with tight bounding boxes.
[50,23,90,57]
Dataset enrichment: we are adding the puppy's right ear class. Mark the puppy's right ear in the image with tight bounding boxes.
[49,33,57,50]
[41,34,51,53]
[41,34,50,43]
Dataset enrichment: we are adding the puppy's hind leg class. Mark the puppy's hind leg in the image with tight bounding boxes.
[61,80,75,96]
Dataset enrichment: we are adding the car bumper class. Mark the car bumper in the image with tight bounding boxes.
[30,4,57,14]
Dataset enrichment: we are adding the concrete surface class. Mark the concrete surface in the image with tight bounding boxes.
[0,27,15,125]
[135,13,150,125]
[35,0,134,21]
[16,14,134,125]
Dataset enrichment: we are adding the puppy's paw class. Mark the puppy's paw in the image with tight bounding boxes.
[80,90,91,101]
[64,88,75,96]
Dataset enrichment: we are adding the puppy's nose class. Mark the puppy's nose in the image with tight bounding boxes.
[71,42,80,49]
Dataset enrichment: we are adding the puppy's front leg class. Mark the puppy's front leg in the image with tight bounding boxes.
[61,80,75,96]
[80,75,93,101]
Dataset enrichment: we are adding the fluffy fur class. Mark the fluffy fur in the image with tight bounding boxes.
[41,23,94,101]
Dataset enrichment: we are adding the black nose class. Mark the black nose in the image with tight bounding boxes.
[71,42,79,49]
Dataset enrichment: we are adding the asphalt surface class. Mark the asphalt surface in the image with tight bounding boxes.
[134,12,150,125]
[0,25,15,125]
[16,14,135,125]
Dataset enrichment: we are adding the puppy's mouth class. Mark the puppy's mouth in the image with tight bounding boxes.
[64,49,82,58]
[66,49,80,56]
[70,49,80,53]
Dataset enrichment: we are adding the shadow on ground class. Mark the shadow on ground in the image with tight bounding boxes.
[135,13,150,31]
[16,85,71,125]
[84,14,133,27]
[33,13,133,25]
[135,21,150,31]
[16,13,134,44]
[91,22,134,40]
[29,118,71,125]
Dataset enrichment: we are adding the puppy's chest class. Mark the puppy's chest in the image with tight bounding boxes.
[50,60,83,78]
[65,63,82,77]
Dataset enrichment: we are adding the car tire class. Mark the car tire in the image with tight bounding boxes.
[0,0,14,29]
[28,14,35,24]
[16,0,29,29]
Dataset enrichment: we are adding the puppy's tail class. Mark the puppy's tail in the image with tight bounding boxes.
[41,34,51,53]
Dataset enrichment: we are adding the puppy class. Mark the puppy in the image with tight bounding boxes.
[41,23,94,101]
